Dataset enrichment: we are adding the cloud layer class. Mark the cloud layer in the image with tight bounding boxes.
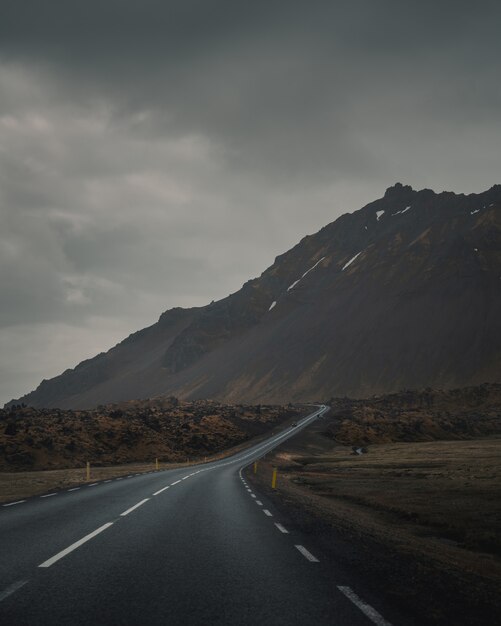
[1,0,500,404]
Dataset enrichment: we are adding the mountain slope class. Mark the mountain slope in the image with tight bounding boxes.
[10,183,501,408]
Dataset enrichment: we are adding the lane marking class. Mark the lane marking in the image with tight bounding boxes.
[263,509,273,517]
[2,500,26,507]
[39,523,114,568]
[67,487,80,492]
[120,498,150,517]
[88,483,98,487]
[275,523,289,534]
[104,480,112,483]
[182,476,190,480]
[171,480,181,485]
[337,586,392,626]
[40,493,57,498]
[255,500,263,506]
[115,477,124,481]
[251,494,257,499]
[0,580,28,602]
[153,486,170,496]
[295,545,319,562]
[127,475,133,478]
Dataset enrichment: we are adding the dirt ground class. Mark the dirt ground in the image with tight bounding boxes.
[246,423,501,625]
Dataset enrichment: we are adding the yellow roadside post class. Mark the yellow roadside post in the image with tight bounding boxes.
[253,461,258,474]
[272,468,277,489]
[155,458,159,471]
[86,461,90,481]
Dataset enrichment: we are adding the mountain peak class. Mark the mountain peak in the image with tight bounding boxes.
[384,182,414,198]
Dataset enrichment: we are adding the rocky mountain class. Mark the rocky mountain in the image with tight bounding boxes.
[9,183,501,409]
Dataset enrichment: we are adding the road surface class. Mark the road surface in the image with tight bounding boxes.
[0,406,397,625]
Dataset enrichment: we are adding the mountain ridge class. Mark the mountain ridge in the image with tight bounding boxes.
[8,183,501,408]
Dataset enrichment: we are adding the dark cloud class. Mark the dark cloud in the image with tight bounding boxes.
[0,0,500,404]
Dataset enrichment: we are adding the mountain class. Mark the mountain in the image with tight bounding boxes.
[9,183,501,409]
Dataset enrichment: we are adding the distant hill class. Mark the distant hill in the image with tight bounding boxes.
[9,183,501,409]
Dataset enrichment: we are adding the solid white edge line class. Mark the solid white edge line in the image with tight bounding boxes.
[0,580,28,602]
[274,523,289,534]
[120,498,150,517]
[295,545,319,562]
[2,500,26,507]
[337,586,392,626]
[153,486,170,496]
[39,523,114,568]
[263,509,273,516]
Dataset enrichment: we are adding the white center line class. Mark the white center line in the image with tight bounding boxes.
[67,487,80,492]
[120,499,150,517]
[104,480,112,483]
[0,580,28,602]
[40,493,57,498]
[274,523,289,534]
[39,523,114,568]
[337,586,392,626]
[88,483,98,487]
[2,500,26,507]
[115,477,124,481]
[153,486,170,496]
[263,509,273,517]
[255,500,263,505]
[182,476,190,480]
[251,494,257,498]
[295,545,319,562]
[171,480,181,485]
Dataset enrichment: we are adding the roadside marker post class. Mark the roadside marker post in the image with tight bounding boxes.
[155,458,159,471]
[254,461,258,474]
[272,468,277,489]
[86,461,90,481]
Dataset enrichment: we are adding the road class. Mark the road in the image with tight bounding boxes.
[0,406,397,625]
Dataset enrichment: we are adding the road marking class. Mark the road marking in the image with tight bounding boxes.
[67,487,80,492]
[2,500,26,507]
[0,580,28,602]
[40,493,57,498]
[127,475,133,478]
[295,545,319,562]
[88,483,98,487]
[256,500,263,505]
[337,587,392,626]
[182,476,190,480]
[39,523,114,568]
[171,480,181,485]
[115,477,123,481]
[263,509,273,516]
[153,486,170,496]
[120,499,150,517]
[251,494,257,498]
[274,523,289,534]
[104,480,112,483]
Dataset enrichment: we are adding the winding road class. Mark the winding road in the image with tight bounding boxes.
[0,406,396,625]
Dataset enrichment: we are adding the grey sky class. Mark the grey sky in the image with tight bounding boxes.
[1,0,500,405]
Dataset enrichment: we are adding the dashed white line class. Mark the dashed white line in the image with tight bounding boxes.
[171,480,181,486]
[263,509,273,517]
[104,480,112,483]
[251,494,257,499]
[255,500,263,506]
[0,580,28,602]
[182,476,190,480]
[274,523,289,534]
[295,545,319,562]
[40,493,57,498]
[337,586,392,626]
[2,500,26,507]
[115,477,124,481]
[39,523,114,568]
[120,499,150,517]
[67,487,80,492]
[153,486,170,496]
[88,483,98,487]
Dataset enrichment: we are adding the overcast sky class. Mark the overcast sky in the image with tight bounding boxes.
[1,0,500,405]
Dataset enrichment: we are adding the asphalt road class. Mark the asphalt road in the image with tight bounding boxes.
[0,406,397,625]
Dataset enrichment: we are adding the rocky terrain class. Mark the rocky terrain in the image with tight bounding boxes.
[0,398,301,471]
[9,183,501,409]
